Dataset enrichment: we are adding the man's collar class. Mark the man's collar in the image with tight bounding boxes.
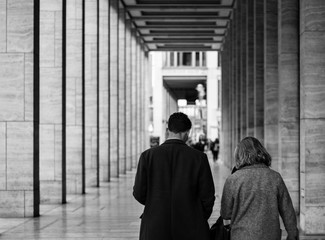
[163,139,186,145]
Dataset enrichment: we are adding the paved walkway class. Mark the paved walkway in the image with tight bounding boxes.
[0,157,324,239]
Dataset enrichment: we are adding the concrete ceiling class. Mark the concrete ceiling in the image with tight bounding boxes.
[122,0,234,51]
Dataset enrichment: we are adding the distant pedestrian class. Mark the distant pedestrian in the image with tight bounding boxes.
[133,112,215,240]
[210,138,220,162]
[220,136,299,240]
[193,134,207,152]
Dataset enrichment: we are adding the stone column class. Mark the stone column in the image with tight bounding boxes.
[278,0,300,211]
[99,0,109,181]
[254,0,264,143]
[109,0,119,178]
[0,0,37,217]
[230,16,236,160]
[136,38,141,160]
[85,0,98,186]
[221,35,231,167]
[39,0,63,204]
[264,0,279,171]
[131,30,137,168]
[125,19,132,171]
[246,0,255,137]
[235,3,241,143]
[300,0,325,234]
[66,0,83,193]
[240,0,247,139]
[118,4,126,175]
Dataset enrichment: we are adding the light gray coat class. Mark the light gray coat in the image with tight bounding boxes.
[221,164,298,240]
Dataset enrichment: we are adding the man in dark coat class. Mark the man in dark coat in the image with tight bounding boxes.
[133,112,215,240]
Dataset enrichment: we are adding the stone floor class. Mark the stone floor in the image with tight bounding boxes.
[0,156,324,239]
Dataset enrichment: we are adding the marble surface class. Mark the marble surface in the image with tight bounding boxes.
[0,122,5,190]
[0,0,6,52]
[0,54,24,121]
[254,0,264,142]
[40,124,56,181]
[110,0,119,178]
[24,53,33,121]
[66,77,77,125]
[118,8,126,175]
[99,0,109,181]
[264,0,279,172]
[300,32,325,119]
[0,190,25,217]
[125,23,132,171]
[84,0,98,187]
[300,119,325,205]
[6,122,33,191]
[300,0,325,33]
[66,126,82,194]
[246,0,255,137]
[66,31,82,78]
[40,67,62,124]
[40,11,55,67]
[40,180,62,204]
[7,0,33,53]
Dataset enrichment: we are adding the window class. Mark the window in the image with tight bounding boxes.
[195,52,200,66]
[182,52,192,66]
[202,52,206,67]
[170,52,174,67]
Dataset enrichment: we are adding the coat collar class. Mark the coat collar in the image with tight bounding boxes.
[163,139,186,145]
[240,163,269,170]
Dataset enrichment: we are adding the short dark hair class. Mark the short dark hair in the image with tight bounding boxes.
[234,136,272,169]
[167,112,192,133]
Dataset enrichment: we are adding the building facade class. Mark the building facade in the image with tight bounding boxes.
[151,51,221,144]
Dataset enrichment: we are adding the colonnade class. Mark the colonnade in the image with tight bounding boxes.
[0,0,150,217]
[221,0,325,234]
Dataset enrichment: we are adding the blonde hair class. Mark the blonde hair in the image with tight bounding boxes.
[234,137,271,169]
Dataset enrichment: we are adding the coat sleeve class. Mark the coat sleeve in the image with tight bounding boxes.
[198,154,215,220]
[133,153,147,205]
[220,177,234,220]
[277,176,299,240]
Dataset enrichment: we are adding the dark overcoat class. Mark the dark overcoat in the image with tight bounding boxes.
[133,139,215,240]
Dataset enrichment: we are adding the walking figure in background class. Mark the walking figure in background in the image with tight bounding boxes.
[193,134,207,152]
[133,112,215,240]
[220,136,299,240]
[210,138,220,162]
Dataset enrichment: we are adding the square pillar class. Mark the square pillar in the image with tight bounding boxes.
[66,0,83,194]
[300,0,325,234]
[0,0,39,217]
[254,0,265,142]
[99,0,109,181]
[125,19,132,171]
[278,0,300,211]
[118,4,126,175]
[109,0,119,178]
[264,0,279,171]
[39,0,63,204]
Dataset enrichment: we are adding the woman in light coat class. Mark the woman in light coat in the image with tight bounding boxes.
[221,137,299,240]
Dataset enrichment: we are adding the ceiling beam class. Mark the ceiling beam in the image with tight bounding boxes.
[141,33,225,37]
[131,16,230,21]
[126,4,233,11]
[151,47,219,51]
[145,40,222,44]
[137,26,227,30]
